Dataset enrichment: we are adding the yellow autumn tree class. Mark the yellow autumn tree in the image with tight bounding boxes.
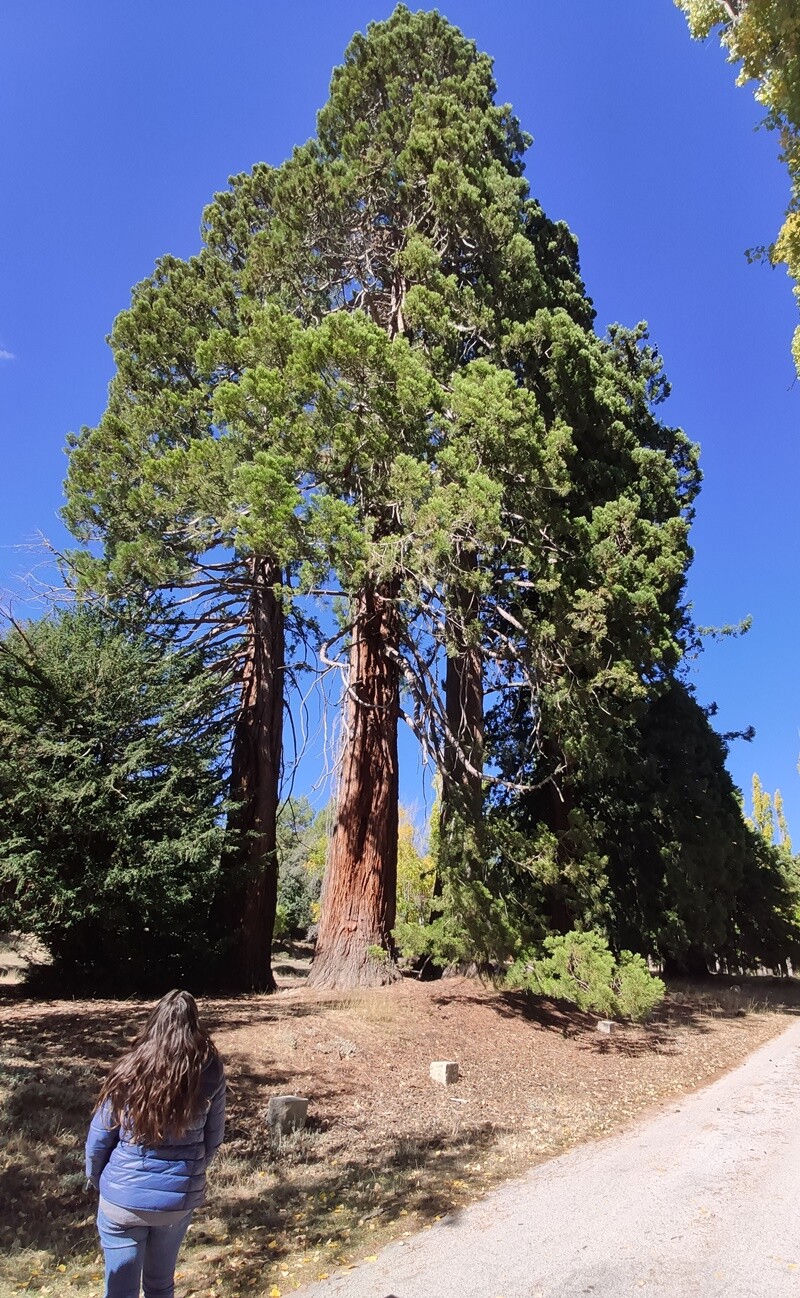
[677,1,800,371]
[395,808,435,927]
[747,772,793,852]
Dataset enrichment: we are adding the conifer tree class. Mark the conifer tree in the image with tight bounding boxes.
[494,678,800,973]
[64,6,706,991]
[63,172,299,990]
[272,11,696,984]
[0,607,226,989]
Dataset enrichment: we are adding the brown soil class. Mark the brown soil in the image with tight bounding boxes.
[1,958,798,1298]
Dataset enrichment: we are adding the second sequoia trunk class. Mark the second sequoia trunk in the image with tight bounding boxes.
[439,567,484,879]
[308,582,402,989]
[219,555,284,991]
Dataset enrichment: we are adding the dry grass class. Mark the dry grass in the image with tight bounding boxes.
[1,965,799,1297]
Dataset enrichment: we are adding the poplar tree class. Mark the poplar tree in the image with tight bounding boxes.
[749,772,776,841]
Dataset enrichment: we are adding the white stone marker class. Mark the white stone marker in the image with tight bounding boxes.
[430,1060,459,1084]
[596,1019,617,1034]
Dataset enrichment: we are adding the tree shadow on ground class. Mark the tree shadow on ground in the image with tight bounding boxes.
[428,985,700,1050]
[0,997,299,1263]
[429,985,598,1033]
[427,976,800,1059]
[0,990,497,1291]
[4,972,800,1293]
[189,1120,492,1296]
[0,1002,132,1264]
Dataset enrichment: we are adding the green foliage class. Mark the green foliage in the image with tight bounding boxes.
[775,790,793,853]
[0,606,227,990]
[507,930,665,1022]
[747,773,794,854]
[749,772,776,842]
[57,4,766,991]
[394,875,520,970]
[494,679,800,974]
[275,797,328,938]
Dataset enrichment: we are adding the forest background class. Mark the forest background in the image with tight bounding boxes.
[0,1,799,995]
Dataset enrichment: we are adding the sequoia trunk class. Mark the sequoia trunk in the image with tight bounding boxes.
[308,583,402,989]
[221,555,284,990]
[439,570,484,877]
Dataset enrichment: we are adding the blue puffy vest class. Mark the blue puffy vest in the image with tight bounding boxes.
[85,1058,226,1212]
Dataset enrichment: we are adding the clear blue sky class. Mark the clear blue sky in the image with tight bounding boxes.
[1,1,798,830]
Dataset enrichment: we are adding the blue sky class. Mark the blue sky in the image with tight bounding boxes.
[1,1,798,831]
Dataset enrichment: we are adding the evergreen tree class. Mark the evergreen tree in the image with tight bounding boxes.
[493,678,800,973]
[63,173,301,990]
[275,796,328,938]
[265,9,699,985]
[0,607,226,989]
[63,5,706,992]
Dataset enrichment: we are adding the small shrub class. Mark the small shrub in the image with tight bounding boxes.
[275,864,319,938]
[613,950,666,1020]
[394,877,518,971]
[366,944,391,967]
[507,929,664,1022]
[393,909,473,968]
[272,902,291,943]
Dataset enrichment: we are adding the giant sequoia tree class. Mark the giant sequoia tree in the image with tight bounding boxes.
[265,11,700,987]
[64,7,722,990]
[64,179,305,991]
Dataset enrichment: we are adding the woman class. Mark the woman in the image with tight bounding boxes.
[85,989,226,1298]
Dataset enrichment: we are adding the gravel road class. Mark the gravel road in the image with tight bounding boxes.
[294,1016,800,1298]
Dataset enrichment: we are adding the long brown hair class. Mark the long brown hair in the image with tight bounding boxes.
[96,989,219,1147]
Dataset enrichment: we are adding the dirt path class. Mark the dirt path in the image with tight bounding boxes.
[292,1016,800,1298]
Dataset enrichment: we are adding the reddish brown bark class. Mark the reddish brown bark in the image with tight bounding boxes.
[308,583,402,990]
[220,555,284,990]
